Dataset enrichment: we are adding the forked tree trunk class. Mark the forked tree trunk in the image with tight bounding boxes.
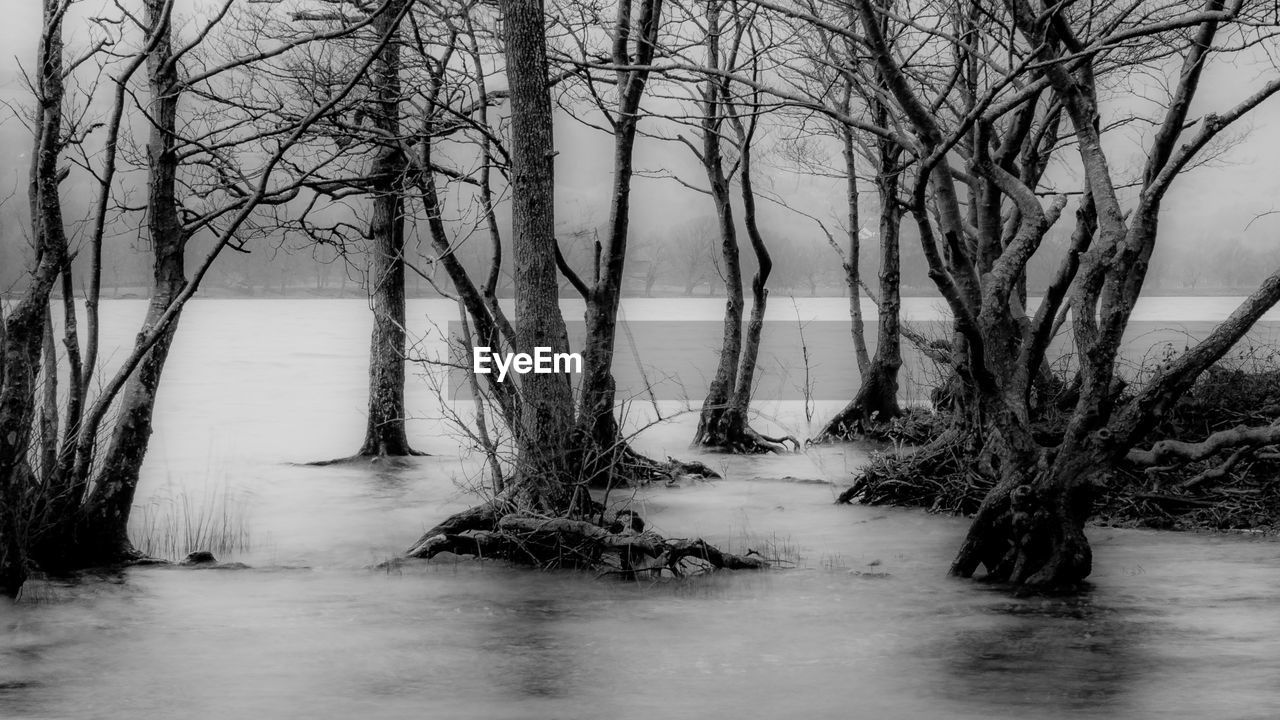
[816,201,903,439]
[357,0,417,458]
[816,85,903,442]
[691,51,744,448]
[74,298,182,565]
[70,0,188,565]
[692,1,792,453]
[0,0,70,595]
[949,271,1280,588]
[701,89,793,453]
[573,0,667,483]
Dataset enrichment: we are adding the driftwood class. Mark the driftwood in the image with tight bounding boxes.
[406,509,766,576]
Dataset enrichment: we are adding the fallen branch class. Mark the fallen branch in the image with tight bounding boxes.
[1126,422,1280,467]
[1180,446,1254,491]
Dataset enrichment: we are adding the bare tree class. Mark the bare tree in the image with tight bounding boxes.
[838,0,1280,587]
[802,2,906,440]
[1,0,406,595]
[684,0,797,453]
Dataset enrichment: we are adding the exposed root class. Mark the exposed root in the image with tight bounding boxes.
[696,425,800,454]
[405,507,766,576]
[693,403,800,455]
[1126,422,1280,468]
[408,501,505,553]
[815,406,942,445]
[949,477,1093,589]
[605,444,674,485]
[748,428,802,454]
[582,435,722,488]
[837,430,993,513]
[660,457,722,480]
[302,452,427,468]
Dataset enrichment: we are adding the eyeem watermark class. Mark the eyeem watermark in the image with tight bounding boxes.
[473,346,583,382]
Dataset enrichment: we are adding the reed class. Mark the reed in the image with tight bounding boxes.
[130,479,253,561]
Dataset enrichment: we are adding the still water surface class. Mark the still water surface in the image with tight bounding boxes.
[2,298,1279,719]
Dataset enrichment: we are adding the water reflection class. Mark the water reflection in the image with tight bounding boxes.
[932,589,1152,715]
[4,300,1278,719]
[479,593,581,699]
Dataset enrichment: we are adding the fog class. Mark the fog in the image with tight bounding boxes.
[4,0,1280,299]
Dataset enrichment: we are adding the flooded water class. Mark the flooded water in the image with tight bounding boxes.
[2,297,1279,719]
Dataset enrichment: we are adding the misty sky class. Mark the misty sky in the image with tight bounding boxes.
[3,1,1280,263]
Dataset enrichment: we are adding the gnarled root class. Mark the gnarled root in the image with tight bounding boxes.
[837,427,990,511]
[949,478,1093,590]
[694,408,799,454]
[659,457,722,481]
[406,508,766,576]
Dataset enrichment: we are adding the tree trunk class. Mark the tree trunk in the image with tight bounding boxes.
[74,303,182,565]
[841,120,871,377]
[690,91,744,446]
[70,0,188,565]
[950,444,1095,588]
[356,0,417,457]
[1,0,70,595]
[502,0,578,514]
[574,0,667,484]
[816,89,903,442]
[688,5,794,454]
[717,163,776,449]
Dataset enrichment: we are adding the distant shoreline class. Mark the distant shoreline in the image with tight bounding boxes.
[4,285,1264,301]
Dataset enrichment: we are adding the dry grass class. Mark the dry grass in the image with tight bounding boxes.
[131,480,253,561]
[841,347,1280,533]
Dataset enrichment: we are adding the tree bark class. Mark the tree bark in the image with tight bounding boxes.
[71,0,188,566]
[688,3,793,453]
[690,11,745,449]
[575,0,665,466]
[815,32,904,443]
[841,112,871,377]
[949,439,1095,588]
[357,0,417,457]
[502,0,578,513]
[0,0,71,596]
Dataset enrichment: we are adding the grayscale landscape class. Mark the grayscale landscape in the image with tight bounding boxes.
[4,1,1280,718]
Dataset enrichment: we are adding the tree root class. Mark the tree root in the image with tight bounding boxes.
[405,507,766,576]
[659,457,722,481]
[836,430,992,513]
[949,477,1093,589]
[697,425,800,455]
[1126,422,1280,468]
[814,406,940,445]
[302,452,427,468]
[1122,420,1280,500]
[607,443,675,485]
